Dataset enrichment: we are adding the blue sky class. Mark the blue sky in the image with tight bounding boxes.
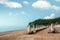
[0,0,60,27]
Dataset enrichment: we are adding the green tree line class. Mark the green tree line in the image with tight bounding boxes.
[29,17,60,26]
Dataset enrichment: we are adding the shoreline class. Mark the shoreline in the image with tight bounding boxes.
[0,30,27,36]
[0,28,60,40]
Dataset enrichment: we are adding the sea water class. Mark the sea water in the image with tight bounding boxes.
[0,26,27,33]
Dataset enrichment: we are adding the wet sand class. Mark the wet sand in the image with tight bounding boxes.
[0,28,60,40]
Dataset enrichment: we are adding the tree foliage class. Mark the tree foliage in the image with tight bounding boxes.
[29,17,60,26]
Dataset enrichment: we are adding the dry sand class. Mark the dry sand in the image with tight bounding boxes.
[0,28,60,40]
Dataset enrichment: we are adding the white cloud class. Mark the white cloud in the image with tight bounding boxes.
[55,0,60,2]
[52,5,60,11]
[44,13,55,19]
[0,0,22,8]
[9,12,19,16]
[38,0,47,1]
[20,11,26,15]
[9,12,12,16]
[32,0,52,9]
[5,2,22,8]
[13,13,18,16]
[44,16,51,19]
[23,1,29,5]
[50,13,55,18]
[9,11,26,16]
[32,0,60,11]
[0,0,8,1]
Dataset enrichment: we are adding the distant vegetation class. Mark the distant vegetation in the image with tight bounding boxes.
[29,17,60,26]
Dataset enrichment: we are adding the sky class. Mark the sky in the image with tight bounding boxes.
[0,0,60,27]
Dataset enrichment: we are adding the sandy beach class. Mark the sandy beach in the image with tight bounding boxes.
[0,28,60,40]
